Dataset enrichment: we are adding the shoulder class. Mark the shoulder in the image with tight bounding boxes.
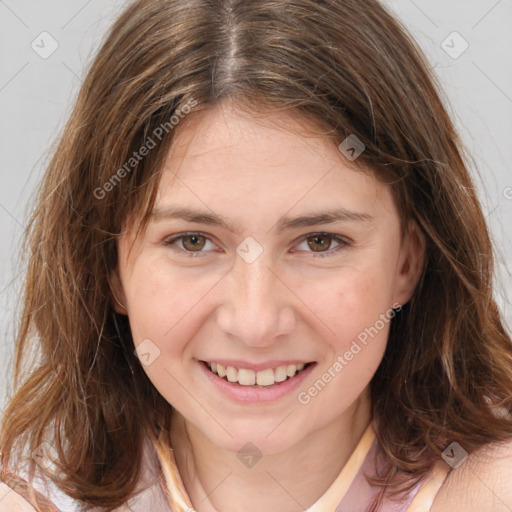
[0,466,86,512]
[0,481,39,512]
[431,436,512,512]
[0,433,169,512]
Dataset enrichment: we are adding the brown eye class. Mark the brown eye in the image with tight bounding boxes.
[306,234,335,252]
[294,233,350,257]
[181,234,206,251]
[164,232,217,257]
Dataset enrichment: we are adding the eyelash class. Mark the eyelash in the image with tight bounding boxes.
[163,231,352,258]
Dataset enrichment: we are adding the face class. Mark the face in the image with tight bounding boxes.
[114,101,425,455]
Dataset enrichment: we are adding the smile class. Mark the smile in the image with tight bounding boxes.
[203,361,312,387]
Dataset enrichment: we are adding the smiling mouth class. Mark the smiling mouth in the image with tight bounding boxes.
[201,361,315,388]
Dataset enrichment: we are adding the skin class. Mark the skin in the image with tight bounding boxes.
[431,439,512,511]
[113,99,427,512]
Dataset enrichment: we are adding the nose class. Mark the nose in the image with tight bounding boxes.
[216,254,296,348]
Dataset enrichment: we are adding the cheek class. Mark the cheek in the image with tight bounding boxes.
[310,261,394,338]
[124,272,171,343]
[122,259,212,404]
[300,258,395,393]
[123,258,206,347]
[296,268,393,414]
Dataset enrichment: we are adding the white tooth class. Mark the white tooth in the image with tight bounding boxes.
[297,363,305,371]
[210,362,218,373]
[238,368,256,386]
[275,365,288,382]
[216,363,226,378]
[286,364,298,377]
[256,368,275,386]
[226,366,238,383]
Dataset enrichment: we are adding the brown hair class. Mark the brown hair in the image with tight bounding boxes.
[1,0,512,510]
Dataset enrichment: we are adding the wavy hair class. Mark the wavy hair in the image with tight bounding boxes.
[1,0,512,510]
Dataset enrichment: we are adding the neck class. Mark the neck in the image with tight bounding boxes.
[169,388,372,512]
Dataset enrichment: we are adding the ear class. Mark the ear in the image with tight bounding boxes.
[109,265,128,315]
[392,220,426,307]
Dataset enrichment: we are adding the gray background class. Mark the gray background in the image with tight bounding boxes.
[1,0,511,414]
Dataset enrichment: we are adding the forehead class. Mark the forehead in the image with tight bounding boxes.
[156,102,393,214]
[166,102,335,170]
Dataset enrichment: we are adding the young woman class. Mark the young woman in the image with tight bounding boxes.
[1,0,511,511]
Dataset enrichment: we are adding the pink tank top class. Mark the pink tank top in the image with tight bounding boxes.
[0,422,450,511]
[152,422,451,512]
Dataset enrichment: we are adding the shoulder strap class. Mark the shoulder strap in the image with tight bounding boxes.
[306,422,376,512]
[0,471,61,512]
[405,460,451,512]
[148,428,196,512]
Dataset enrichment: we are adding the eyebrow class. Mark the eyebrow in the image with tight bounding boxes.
[148,206,374,233]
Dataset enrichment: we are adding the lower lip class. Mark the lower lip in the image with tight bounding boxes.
[198,360,316,403]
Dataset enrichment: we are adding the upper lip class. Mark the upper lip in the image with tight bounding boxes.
[200,359,314,372]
